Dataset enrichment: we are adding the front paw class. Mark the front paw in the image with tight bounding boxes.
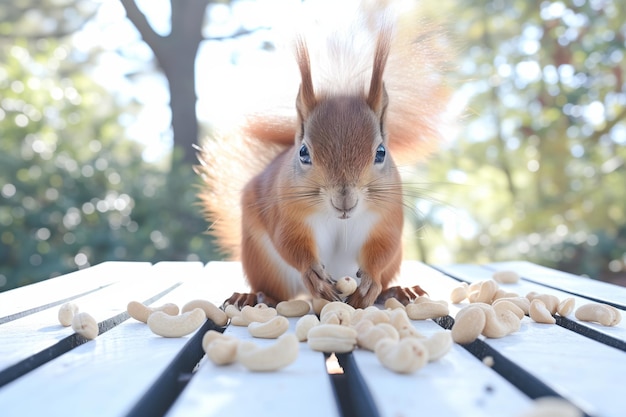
[222,291,278,309]
[346,269,382,308]
[302,263,340,301]
[375,285,428,305]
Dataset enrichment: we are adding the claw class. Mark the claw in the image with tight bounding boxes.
[221,291,278,309]
[303,262,339,302]
[375,285,428,305]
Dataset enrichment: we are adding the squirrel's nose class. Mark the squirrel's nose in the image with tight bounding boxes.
[331,187,358,218]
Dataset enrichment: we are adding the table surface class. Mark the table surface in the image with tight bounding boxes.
[0,260,624,417]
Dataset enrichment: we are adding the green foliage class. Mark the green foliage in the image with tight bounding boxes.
[0,37,216,291]
[418,0,626,284]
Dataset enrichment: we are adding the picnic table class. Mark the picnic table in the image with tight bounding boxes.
[0,260,624,417]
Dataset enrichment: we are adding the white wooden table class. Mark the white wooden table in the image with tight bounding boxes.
[0,261,624,417]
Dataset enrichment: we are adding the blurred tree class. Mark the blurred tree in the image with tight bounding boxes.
[0,0,99,38]
[420,0,626,285]
[0,19,215,292]
[119,0,270,165]
[1,0,265,167]
[120,0,208,165]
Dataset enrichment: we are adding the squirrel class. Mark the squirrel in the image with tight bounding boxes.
[196,1,453,308]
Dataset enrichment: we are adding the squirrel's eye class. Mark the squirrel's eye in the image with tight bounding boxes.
[299,144,312,165]
[374,144,386,164]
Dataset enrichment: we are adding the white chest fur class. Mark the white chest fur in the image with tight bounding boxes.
[259,208,380,298]
[306,210,379,279]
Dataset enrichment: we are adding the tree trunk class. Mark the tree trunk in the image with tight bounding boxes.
[160,39,201,166]
[121,0,209,166]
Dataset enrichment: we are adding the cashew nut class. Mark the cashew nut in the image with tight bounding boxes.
[202,329,235,352]
[357,322,400,351]
[493,289,520,301]
[421,330,453,362]
[526,292,559,315]
[557,297,575,317]
[529,299,556,324]
[320,310,352,325]
[320,301,355,322]
[492,296,530,315]
[492,270,520,284]
[224,304,241,318]
[351,308,365,324]
[58,302,79,327]
[312,298,330,315]
[248,316,290,339]
[71,312,98,340]
[147,308,205,338]
[182,299,228,326]
[353,317,372,332]
[482,356,495,367]
[451,305,485,344]
[307,324,358,353]
[295,314,320,341]
[127,300,179,323]
[492,299,525,320]
[359,307,391,325]
[225,305,248,326]
[452,302,520,342]
[384,297,405,310]
[405,298,449,320]
[205,336,239,366]
[206,338,239,366]
[335,276,358,297]
[276,300,310,317]
[237,333,299,372]
[450,283,468,303]
[575,303,622,326]
[389,308,424,339]
[238,304,277,325]
[375,337,429,374]
[478,303,521,338]
[320,312,339,325]
[468,280,499,304]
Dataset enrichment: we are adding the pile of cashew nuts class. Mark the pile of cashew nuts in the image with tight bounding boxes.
[56,271,622,374]
[216,290,454,373]
[449,270,622,344]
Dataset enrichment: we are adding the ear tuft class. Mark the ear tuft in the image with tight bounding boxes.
[367,24,392,117]
[295,37,317,118]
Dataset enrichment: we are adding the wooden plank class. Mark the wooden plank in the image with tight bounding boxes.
[1,260,624,417]
[166,262,339,417]
[352,320,535,417]
[415,262,626,417]
[0,262,183,373]
[0,262,212,417]
[0,262,152,322]
[167,318,339,417]
[352,262,534,417]
[434,263,626,346]
[488,261,626,308]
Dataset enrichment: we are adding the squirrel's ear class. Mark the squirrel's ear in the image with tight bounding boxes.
[367,25,392,118]
[295,37,317,119]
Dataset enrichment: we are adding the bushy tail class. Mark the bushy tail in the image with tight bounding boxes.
[195,128,285,260]
[197,0,455,258]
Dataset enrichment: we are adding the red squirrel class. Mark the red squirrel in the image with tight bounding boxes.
[197,1,453,308]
